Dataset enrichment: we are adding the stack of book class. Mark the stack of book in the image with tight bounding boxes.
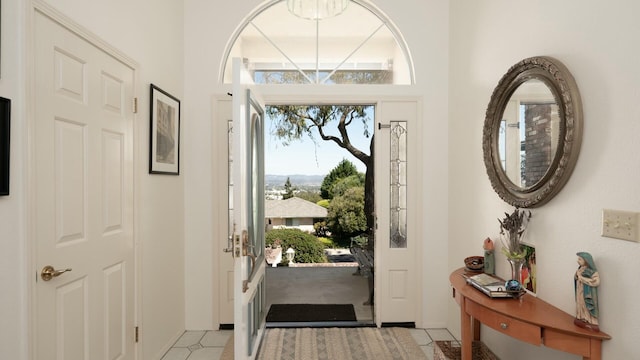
[465,273,523,298]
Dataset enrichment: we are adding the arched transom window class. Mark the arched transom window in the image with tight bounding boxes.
[221,0,414,85]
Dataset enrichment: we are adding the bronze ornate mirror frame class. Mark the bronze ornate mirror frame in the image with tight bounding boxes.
[482,56,583,208]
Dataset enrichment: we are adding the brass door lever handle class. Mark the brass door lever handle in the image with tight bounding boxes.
[41,265,72,281]
[242,230,257,293]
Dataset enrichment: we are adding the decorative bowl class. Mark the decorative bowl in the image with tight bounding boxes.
[464,256,484,271]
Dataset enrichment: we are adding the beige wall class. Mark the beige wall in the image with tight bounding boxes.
[0,0,28,359]
[449,1,640,358]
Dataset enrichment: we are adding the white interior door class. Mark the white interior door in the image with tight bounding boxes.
[232,58,267,359]
[33,9,136,360]
[374,100,422,326]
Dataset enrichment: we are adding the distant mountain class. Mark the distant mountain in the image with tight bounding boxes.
[266,174,324,187]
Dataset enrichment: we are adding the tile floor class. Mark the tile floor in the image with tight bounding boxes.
[160,330,232,360]
[160,328,459,360]
[162,266,459,359]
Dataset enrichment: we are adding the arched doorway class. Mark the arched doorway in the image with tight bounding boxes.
[218,0,422,339]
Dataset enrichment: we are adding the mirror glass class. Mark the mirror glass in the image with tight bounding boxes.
[483,56,582,208]
[498,79,560,188]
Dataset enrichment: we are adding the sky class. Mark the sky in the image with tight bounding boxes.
[265,108,374,176]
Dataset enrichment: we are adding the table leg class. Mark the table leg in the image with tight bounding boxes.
[583,339,602,360]
[460,299,472,360]
[472,317,481,341]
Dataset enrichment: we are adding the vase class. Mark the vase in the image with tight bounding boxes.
[506,257,525,284]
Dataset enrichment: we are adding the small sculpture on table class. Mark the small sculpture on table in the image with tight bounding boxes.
[483,238,495,275]
[574,252,601,332]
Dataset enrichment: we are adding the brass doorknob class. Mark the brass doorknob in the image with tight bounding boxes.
[41,265,72,281]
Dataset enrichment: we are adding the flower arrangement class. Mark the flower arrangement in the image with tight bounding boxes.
[498,207,532,259]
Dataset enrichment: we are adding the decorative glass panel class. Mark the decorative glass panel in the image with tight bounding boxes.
[248,92,265,260]
[390,121,407,248]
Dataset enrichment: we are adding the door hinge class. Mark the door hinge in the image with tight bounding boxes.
[132,97,138,114]
[135,326,139,343]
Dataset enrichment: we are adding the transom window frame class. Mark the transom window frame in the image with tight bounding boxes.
[220,0,415,85]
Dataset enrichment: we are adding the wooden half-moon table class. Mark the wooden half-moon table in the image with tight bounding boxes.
[450,268,611,360]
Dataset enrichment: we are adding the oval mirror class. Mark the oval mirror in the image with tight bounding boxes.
[483,56,582,207]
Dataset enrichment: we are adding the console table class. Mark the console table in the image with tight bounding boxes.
[450,268,611,360]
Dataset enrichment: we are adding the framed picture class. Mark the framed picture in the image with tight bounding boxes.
[0,97,10,195]
[520,243,537,296]
[149,84,180,175]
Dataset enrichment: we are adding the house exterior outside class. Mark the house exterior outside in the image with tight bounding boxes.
[266,197,327,233]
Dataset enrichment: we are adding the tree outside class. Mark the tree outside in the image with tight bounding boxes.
[283,177,295,199]
[267,105,375,249]
[330,173,365,198]
[320,159,360,199]
[295,190,322,204]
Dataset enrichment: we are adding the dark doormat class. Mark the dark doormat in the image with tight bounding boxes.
[266,304,357,322]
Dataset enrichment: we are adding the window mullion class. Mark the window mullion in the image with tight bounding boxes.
[319,23,385,84]
[250,21,315,84]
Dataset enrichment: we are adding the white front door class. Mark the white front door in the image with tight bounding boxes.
[232,59,268,359]
[33,9,136,360]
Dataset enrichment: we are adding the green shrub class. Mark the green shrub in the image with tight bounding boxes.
[350,234,369,249]
[327,187,367,239]
[265,229,327,264]
[318,237,334,248]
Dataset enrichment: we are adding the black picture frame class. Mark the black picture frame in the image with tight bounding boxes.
[0,97,10,195]
[1,0,3,78]
[149,84,180,175]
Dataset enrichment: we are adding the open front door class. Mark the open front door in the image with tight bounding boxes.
[232,58,267,359]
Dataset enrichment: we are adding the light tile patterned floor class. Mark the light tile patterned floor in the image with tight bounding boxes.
[161,328,458,360]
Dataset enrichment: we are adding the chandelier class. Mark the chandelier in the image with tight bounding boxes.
[286,0,349,20]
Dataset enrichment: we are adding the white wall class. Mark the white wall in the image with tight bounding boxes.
[449,1,640,359]
[0,1,185,359]
[0,0,28,359]
[183,0,451,329]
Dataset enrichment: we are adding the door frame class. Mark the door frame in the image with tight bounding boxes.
[26,2,142,359]
[214,85,424,329]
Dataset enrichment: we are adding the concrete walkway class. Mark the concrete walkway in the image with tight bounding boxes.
[287,248,358,267]
[266,265,373,322]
